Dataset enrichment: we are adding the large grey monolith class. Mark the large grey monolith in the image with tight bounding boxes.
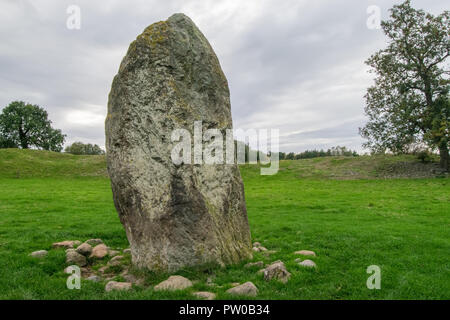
[105,13,252,272]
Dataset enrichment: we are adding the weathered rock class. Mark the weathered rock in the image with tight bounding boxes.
[90,244,108,259]
[299,259,317,268]
[252,247,261,252]
[253,242,261,247]
[87,275,102,282]
[226,282,258,297]
[76,243,92,256]
[85,239,103,246]
[80,267,94,278]
[245,261,264,268]
[122,274,145,286]
[295,250,316,257]
[154,275,193,291]
[105,281,132,292]
[107,255,124,266]
[263,261,291,283]
[30,250,48,258]
[108,250,120,257]
[52,240,81,249]
[193,291,216,300]
[98,266,108,274]
[66,250,87,266]
[105,13,252,272]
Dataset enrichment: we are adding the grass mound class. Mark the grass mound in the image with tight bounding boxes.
[0,149,448,299]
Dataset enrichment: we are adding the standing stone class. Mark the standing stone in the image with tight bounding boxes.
[105,13,252,272]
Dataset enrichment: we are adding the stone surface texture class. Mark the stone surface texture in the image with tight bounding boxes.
[193,291,216,300]
[105,281,132,292]
[90,244,108,259]
[105,13,252,272]
[294,250,316,256]
[76,243,92,256]
[30,250,48,258]
[263,260,291,283]
[299,259,317,268]
[226,282,258,297]
[154,275,193,291]
[66,250,87,266]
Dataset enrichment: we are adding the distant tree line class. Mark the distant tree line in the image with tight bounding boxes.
[277,146,359,160]
[65,142,105,155]
[235,141,359,162]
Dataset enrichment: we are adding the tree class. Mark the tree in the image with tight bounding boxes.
[285,152,295,160]
[359,0,449,171]
[0,101,66,152]
[65,141,105,155]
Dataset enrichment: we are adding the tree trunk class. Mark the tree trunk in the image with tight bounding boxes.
[439,144,449,172]
[18,122,28,149]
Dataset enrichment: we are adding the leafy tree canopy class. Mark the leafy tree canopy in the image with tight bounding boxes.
[0,101,66,152]
[359,0,449,170]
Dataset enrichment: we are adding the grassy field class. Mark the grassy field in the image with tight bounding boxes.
[0,149,448,299]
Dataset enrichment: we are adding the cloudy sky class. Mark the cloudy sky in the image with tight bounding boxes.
[0,0,448,152]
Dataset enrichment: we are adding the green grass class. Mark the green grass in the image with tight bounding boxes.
[0,149,448,299]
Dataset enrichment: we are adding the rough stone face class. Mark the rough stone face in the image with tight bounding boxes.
[87,275,102,282]
[66,250,87,267]
[76,243,92,256]
[30,250,48,258]
[105,281,132,292]
[52,240,81,249]
[263,261,291,283]
[122,274,145,286]
[295,250,316,257]
[226,282,258,297]
[154,275,193,291]
[193,291,216,300]
[90,244,108,259]
[107,255,124,266]
[244,261,264,268]
[105,13,252,272]
[85,239,103,246]
[108,250,120,257]
[299,259,317,268]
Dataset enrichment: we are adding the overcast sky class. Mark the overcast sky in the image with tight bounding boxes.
[0,0,448,152]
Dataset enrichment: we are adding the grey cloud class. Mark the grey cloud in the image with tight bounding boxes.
[0,0,448,151]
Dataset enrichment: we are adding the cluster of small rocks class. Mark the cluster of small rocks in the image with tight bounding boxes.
[30,238,138,292]
[29,239,318,298]
[294,250,317,268]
